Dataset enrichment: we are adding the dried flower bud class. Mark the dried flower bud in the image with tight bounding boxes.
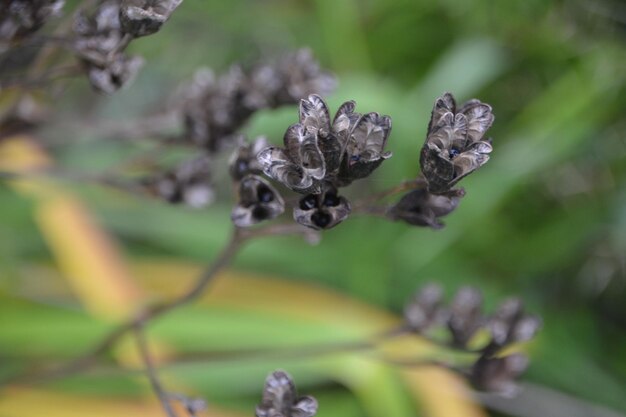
[293,186,351,230]
[149,155,214,208]
[448,286,484,348]
[85,53,144,94]
[256,371,318,417]
[471,354,529,396]
[388,187,463,229]
[258,94,392,193]
[0,0,65,42]
[404,283,447,331]
[487,298,542,350]
[229,136,270,181]
[119,0,182,38]
[231,175,285,227]
[421,92,494,194]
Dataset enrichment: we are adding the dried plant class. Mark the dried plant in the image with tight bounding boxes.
[0,1,542,416]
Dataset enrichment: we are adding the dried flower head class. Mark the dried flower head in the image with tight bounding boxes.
[471,354,529,396]
[388,187,464,229]
[0,0,65,42]
[258,94,392,193]
[293,185,351,230]
[404,283,447,331]
[421,92,494,194]
[119,0,183,38]
[231,175,285,227]
[148,155,214,208]
[229,136,270,181]
[182,50,336,152]
[256,371,318,417]
[447,286,484,348]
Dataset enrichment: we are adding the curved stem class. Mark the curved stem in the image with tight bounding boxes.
[134,323,178,417]
[7,223,312,386]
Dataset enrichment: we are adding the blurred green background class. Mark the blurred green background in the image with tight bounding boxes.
[1,0,626,416]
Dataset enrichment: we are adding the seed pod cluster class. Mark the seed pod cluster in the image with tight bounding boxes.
[404,284,541,395]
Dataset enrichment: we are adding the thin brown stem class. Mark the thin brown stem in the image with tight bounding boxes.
[7,223,312,386]
[134,323,178,417]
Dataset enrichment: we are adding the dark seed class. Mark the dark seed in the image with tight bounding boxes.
[323,192,340,207]
[236,159,248,177]
[251,205,269,220]
[299,194,318,210]
[311,211,332,228]
[257,185,274,203]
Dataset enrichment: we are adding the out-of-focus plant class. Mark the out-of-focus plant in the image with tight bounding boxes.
[0,1,543,416]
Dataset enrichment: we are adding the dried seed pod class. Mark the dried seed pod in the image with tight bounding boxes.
[258,94,392,192]
[293,186,351,230]
[149,155,214,208]
[487,298,542,350]
[119,0,183,38]
[274,48,337,105]
[388,187,464,229]
[448,286,484,348]
[72,1,145,93]
[85,53,144,94]
[421,92,494,194]
[231,175,285,227]
[256,371,318,417]
[404,283,447,331]
[337,112,392,184]
[471,353,529,396]
[181,50,336,153]
[0,0,65,43]
[229,136,270,181]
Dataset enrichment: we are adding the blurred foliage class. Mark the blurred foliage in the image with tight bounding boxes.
[1,0,626,416]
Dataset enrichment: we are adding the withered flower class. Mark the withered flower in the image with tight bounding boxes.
[256,371,318,417]
[485,298,541,353]
[231,175,285,227]
[293,186,351,230]
[404,283,447,331]
[471,353,529,396]
[421,92,494,194]
[119,0,183,38]
[0,0,65,43]
[229,136,270,181]
[258,94,392,193]
[447,286,484,348]
[149,155,214,208]
[388,187,463,229]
